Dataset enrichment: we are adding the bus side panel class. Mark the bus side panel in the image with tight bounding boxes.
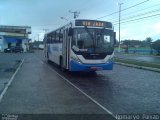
[48,43,62,65]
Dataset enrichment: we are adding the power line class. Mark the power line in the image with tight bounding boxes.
[113,8,160,24]
[113,13,160,25]
[107,3,160,22]
[114,15,160,27]
[121,3,160,18]
[96,0,149,20]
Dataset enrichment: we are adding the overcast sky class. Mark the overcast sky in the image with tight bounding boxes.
[0,0,160,41]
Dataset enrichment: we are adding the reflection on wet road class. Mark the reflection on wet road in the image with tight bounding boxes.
[48,61,160,114]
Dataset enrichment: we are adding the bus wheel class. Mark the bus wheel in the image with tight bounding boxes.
[60,58,65,72]
[47,52,50,62]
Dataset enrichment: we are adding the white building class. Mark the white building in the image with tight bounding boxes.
[0,25,31,52]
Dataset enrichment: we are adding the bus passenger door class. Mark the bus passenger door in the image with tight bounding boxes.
[62,29,69,69]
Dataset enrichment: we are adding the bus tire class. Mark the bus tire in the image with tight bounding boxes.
[60,57,65,72]
[47,52,50,62]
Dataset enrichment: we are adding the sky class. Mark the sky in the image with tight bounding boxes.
[0,0,160,41]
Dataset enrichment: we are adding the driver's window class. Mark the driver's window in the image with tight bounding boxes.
[77,34,84,49]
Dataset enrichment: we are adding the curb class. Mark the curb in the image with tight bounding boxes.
[115,62,160,73]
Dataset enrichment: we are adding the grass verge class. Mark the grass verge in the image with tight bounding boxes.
[114,57,160,69]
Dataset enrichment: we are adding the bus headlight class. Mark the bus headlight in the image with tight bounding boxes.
[71,56,81,64]
[109,53,114,61]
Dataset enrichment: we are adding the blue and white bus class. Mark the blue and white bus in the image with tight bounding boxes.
[44,19,116,72]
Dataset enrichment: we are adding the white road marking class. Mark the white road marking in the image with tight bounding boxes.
[42,60,116,118]
[0,59,24,103]
[40,60,44,64]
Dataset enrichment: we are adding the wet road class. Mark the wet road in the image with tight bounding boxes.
[0,51,160,119]
[0,53,22,93]
[48,61,160,114]
[115,53,160,63]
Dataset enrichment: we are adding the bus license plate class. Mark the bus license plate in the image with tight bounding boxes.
[90,67,103,71]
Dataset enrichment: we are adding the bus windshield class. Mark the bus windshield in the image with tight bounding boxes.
[72,28,114,53]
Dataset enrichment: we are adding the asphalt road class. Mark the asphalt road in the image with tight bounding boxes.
[0,53,23,93]
[0,51,160,120]
[115,53,160,64]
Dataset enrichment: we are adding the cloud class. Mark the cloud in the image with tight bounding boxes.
[153,22,160,34]
[115,29,130,40]
[115,20,160,40]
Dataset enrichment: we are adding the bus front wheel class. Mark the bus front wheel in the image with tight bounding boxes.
[60,57,65,72]
[47,52,50,62]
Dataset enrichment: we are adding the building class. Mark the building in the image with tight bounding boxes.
[0,25,31,52]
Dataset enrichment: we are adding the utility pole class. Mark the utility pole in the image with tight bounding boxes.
[118,3,123,52]
[38,34,40,42]
[69,10,80,19]
[34,36,36,41]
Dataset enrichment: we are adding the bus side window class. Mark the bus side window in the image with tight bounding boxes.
[58,30,60,43]
[56,30,60,43]
[60,29,63,43]
[55,31,57,43]
[49,36,51,43]
[51,35,54,43]
[47,36,49,43]
[50,36,52,43]
[53,32,56,43]
[51,34,53,43]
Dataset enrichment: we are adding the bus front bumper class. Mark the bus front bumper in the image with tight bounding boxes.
[69,60,113,71]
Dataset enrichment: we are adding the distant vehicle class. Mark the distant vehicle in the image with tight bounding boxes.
[39,44,44,50]
[4,46,24,53]
[12,46,24,53]
[33,45,39,49]
[4,47,12,53]
[44,19,116,72]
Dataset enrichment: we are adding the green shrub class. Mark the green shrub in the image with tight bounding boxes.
[151,40,160,55]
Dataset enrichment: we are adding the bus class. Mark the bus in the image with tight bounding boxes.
[44,19,116,72]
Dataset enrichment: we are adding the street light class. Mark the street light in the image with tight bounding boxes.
[118,3,123,52]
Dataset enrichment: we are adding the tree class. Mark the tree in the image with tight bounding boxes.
[151,39,160,55]
[145,37,153,54]
[121,40,142,53]
[121,40,130,53]
[145,37,152,44]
